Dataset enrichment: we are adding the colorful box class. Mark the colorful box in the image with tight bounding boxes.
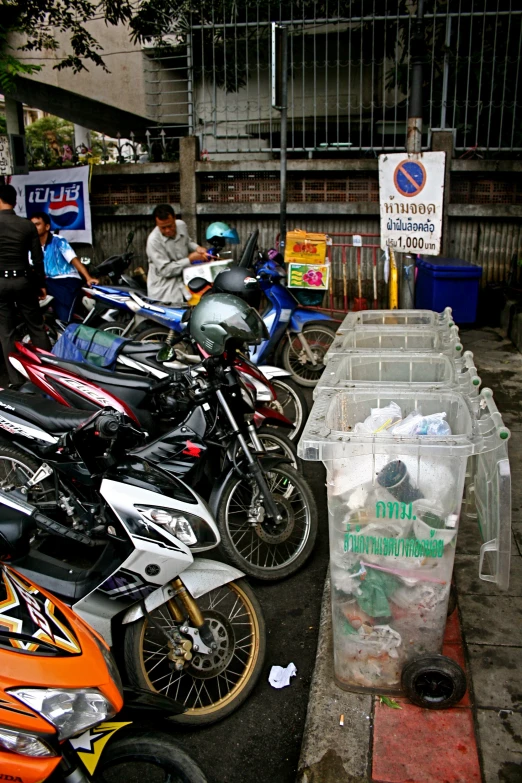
[284,230,328,265]
[287,262,330,290]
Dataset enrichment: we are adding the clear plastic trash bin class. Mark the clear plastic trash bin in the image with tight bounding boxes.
[336,307,454,332]
[315,350,481,400]
[298,388,510,702]
[325,324,463,363]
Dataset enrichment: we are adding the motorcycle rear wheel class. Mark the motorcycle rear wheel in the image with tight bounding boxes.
[93,731,208,783]
[215,463,317,580]
[266,377,308,442]
[124,579,265,727]
[0,445,54,501]
[281,322,337,387]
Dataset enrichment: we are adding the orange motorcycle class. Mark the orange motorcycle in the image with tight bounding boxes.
[0,557,207,782]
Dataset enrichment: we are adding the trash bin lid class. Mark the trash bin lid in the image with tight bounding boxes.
[336,307,454,332]
[417,257,483,277]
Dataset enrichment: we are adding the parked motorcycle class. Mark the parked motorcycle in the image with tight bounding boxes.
[7,295,317,580]
[0,407,266,723]
[0,534,208,781]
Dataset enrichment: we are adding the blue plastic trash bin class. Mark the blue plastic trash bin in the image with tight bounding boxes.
[415,257,482,324]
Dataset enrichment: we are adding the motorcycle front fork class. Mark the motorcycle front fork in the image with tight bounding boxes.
[216,388,282,523]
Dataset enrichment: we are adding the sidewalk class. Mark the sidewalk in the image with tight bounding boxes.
[297,327,522,783]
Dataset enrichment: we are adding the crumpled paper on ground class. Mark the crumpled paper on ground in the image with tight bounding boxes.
[268,662,297,689]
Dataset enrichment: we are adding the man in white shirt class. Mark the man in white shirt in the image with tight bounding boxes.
[146,204,209,302]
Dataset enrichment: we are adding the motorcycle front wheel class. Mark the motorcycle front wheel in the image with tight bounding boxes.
[124,579,265,727]
[94,731,207,783]
[215,463,317,580]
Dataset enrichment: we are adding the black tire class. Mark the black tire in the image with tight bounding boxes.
[124,579,265,727]
[281,322,337,387]
[256,427,300,471]
[266,377,308,442]
[215,463,317,580]
[401,654,467,710]
[94,730,208,783]
[0,444,54,502]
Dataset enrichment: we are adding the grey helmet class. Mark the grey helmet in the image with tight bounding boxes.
[190,293,268,356]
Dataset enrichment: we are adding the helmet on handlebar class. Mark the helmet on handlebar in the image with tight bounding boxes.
[205,222,240,246]
[190,293,268,356]
[212,266,261,309]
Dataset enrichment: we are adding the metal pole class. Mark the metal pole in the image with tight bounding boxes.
[279,25,288,254]
[407,0,424,153]
[440,14,452,129]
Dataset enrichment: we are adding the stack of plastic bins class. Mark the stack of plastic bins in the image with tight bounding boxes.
[335,307,454,332]
[314,350,481,401]
[324,324,463,363]
[298,388,511,706]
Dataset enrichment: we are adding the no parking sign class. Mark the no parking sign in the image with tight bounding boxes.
[379,152,445,256]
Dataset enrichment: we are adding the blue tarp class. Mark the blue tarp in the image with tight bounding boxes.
[52,324,125,370]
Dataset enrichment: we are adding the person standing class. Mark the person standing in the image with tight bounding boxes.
[30,211,98,323]
[0,184,51,385]
[146,204,209,302]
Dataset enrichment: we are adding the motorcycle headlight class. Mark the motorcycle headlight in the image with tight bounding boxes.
[9,688,116,740]
[0,726,56,757]
[136,507,218,551]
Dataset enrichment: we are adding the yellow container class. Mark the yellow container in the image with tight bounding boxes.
[285,230,328,264]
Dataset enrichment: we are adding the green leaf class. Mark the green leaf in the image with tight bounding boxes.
[378,695,402,710]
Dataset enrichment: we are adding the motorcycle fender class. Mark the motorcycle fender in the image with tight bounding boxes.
[289,310,333,332]
[121,558,244,625]
[254,405,293,428]
[257,365,292,379]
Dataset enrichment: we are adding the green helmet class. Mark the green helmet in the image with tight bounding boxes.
[190,294,268,356]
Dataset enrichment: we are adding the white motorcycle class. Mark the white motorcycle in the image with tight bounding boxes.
[0,406,266,727]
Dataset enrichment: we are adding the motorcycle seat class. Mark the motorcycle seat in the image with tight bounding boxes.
[0,390,90,433]
[39,355,157,393]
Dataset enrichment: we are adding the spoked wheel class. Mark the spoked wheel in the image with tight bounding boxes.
[101,321,130,337]
[401,654,467,709]
[93,731,208,783]
[0,445,54,502]
[215,464,317,580]
[281,323,337,387]
[124,580,265,726]
[266,377,308,442]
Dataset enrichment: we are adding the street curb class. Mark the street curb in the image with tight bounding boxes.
[296,571,372,783]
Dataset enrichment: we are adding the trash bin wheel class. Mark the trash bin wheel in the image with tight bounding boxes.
[401,654,467,710]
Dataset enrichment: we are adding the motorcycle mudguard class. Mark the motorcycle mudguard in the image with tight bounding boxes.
[209,454,293,520]
[254,406,293,428]
[121,558,244,625]
[289,310,334,332]
[257,365,292,379]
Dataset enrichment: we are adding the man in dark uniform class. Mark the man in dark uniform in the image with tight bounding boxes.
[0,183,51,385]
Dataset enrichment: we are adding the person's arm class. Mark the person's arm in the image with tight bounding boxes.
[71,257,98,286]
[28,223,46,295]
[182,221,210,262]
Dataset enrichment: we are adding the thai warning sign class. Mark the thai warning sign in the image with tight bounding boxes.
[379,152,445,256]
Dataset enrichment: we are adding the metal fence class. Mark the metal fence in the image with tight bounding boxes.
[143,0,522,158]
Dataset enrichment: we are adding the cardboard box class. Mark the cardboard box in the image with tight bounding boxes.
[284,230,328,264]
[287,262,330,290]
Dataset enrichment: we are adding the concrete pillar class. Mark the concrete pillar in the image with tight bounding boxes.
[4,97,24,135]
[179,136,199,240]
[431,130,454,256]
[74,125,91,151]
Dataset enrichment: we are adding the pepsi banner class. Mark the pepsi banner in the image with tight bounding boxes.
[11,166,92,244]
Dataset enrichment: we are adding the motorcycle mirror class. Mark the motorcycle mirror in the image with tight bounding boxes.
[156,345,177,362]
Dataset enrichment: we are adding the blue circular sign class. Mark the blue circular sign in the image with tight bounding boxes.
[394,160,427,197]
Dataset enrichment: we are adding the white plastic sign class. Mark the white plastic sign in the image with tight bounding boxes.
[379,152,445,256]
[0,136,13,177]
[352,234,362,247]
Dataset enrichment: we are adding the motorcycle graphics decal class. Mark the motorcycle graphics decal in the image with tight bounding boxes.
[99,569,157,601]
[0,774,23,781]
[0,415,57,445]
[0,696,37,719]
[70,721,132,774]
[54,376,123,408]
[0,569,81,655]
[182,440,202,458]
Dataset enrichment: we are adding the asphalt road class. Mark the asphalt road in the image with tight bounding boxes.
[0,364,329,783]
[176,452,329,783]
